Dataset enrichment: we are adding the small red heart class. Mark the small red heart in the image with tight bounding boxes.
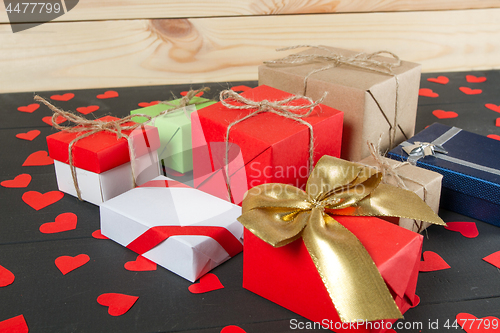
[496,118,500,127]
[22,150,54,166]
[419,251,450,272]
[444,222,478,238]
[39,212,77,233]
[92,229,109,239]
[0,264,15,287]
[459,87,482,95]
[427,76,449,85]
[487,134,500,141]
[419,88,439,98]
[51,93,75,101]
[97,293,138,316]
[0,315,28,333]
[124,255,157,271]
[55,254,89,275]
[180,91,203,97]
[231,85,252,92]
[485,104,500,113]
[76,105,99,115]
[97,91,119,99]
[138,101,161,108]
[432,110,458,119]
[188,273,224,294]
[42,115,66,126]
[16,130,40,141]
[17,103,40,113]
[456,313,499,333]
[483,251,500,269]
[221,326,247,333]
[466,75,487,83]
[22,191,64,210]
[1,174,32,188]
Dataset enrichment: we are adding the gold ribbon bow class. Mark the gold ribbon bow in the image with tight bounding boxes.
[238,155,445,323]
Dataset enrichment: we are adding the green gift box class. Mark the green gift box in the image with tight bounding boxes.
[131,97,216,174]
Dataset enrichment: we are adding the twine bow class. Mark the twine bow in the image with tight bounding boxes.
[238,155,445,322]
[159,87,212,119]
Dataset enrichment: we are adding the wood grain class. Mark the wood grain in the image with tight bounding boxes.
[1,8,500,93]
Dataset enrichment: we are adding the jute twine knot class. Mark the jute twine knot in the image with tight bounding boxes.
[160,87,211,110]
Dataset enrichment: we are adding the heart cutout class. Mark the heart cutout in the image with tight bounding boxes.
[456,313,499,333]
[40,212,77,233]
[419,88,439,98]
[180,91,203,97]
[42,115,66,126]
[466,75,487,83]
[97,90,119,99]
[419,251,450,272]
[487,134,500,141]
[0,315,28,333]
[483,251,500,269]
[485,104,500,113]
[427,76,449,85]
[17,103,40,113]
[221,326,247,333]
[1,174,32,188]
[231,85,252,92]
[0,264,15,287]
[51,93,74,101]
[22,151,53,166]
[459,87,482,95]
[138,101,160,108]
[496,118,500,127]
[97,293,138,316]
[188,273,224,294]
[22,191,64,210]
[76,105,99,115]
[124,255,157,271]
[92,229,109,239]
[16,130,40,141]
[433,110,458,119]
[444,222,478,238]
[55,254,89,275]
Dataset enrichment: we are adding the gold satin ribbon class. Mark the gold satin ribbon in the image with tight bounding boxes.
[238,155,446,323]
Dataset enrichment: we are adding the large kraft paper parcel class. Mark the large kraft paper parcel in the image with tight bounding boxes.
[259,46,422,161]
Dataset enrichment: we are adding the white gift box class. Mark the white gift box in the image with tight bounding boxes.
[99,175,244,282]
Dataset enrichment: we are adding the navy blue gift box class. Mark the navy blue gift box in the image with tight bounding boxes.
[387,123,500,227]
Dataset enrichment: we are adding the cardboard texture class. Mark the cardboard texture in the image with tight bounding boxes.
[259,46,421,162]
[192,85,343,205]
[243,216,423,332]
[359,155,443,233]
[100,176,244,282]
[131,97,216,174]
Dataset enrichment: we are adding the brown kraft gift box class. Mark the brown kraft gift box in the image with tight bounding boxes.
[259,45,422,161]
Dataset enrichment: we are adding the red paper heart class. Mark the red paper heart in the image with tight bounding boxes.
[16,130,40,141]
[138,101,160,108]
[39,212,77,233]
[42,115,66,125]
[221,326,247,333]
[419,251,450,272]
[485,104,500,113]
[97,91,119,99]
[0,315,28,333]
[419,88,439,98]
[427,76,449,85]
[22,151,53,166]
[1,174,32,188]
[466,75,487,83]
[188,273,224,294]
[483,251,500,269]
[180,91,203,97]
[76,105,99,115]
[456,313,499,333]
[22,191,64,210]
[51,93,74,101]
[92,229,109,239]
[124,255,157,271]
[432,110,458,119]
[444,222,479,238]
[459,87,482,95]
[97,293,138,316]
[17,103,40,113]
[0,264,15,287]
[496,118,500,127]
[231,85,252,92]
[55,254,89,275]
[487,134,500,141]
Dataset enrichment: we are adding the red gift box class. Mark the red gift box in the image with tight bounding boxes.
[243,215,422,333]
[192,85,343,205]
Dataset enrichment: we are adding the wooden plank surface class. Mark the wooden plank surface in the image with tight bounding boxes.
[1,8,500,93]
[1,0,500,23]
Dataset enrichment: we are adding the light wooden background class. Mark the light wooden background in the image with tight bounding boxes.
[1,1,500,93]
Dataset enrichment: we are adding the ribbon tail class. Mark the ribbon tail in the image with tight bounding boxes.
[302,209,403,322]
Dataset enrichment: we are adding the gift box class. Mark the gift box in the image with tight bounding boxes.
[259,45,421,161]
[99,175,243,282]
[46,116,161,205]
[191,85,343,205]
[387,123,500,227]
[359,155,443,233]
[130,96,216,174]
